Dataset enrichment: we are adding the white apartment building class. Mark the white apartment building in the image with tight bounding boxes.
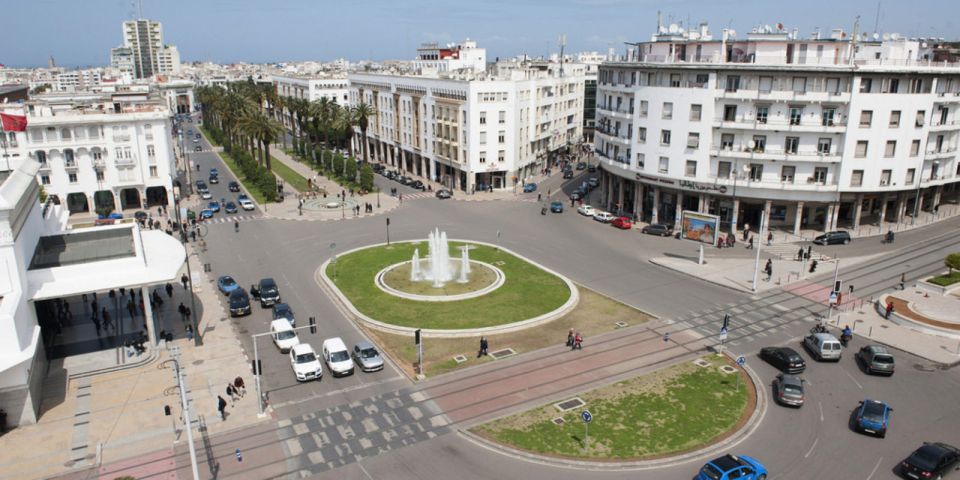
[414,39,487,73]
[110,18,181,79]
[273,74,350,105]
[594,23,960,234]
[1,92,177,217]
[349,59,584,191]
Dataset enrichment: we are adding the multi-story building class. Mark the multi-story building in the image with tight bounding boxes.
[1,92,177,217]
[273,74,350,105]
[349,56,584,191]
[594,23,960,234]
[414,40,487,73]
[110,18,181,79]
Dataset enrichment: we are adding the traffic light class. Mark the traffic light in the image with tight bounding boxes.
[252,359,262,375]
[834,280,842,293]
[164,405,172,416]
[415,329,422,345]
[309,316,316,334]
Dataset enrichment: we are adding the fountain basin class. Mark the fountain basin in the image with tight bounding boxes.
[376,260,505,302]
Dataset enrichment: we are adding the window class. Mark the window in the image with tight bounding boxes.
[756,106,769,124]
[36,150,47,163]
[818,137,832,154]
[639,100,648,117]
[498,111,505,124]
[690,104,702,121]
[886,78,900,93]
[781,166,796,183]
[147,145,155,157]
[498,150,504,162]
[749,164,763,181]
[720,133,735,150]
[68,173,78,183]
[660,130,671,145]
[889,111,901,127]
[479,152,486,163]
[498,131,505,143]
[725,75,741,92]
[637,127,646,143]
[88,126,100,139]
[636,153,645,168]
[752,135,766,152]
[785,136,800,154]
[860,110,873,127]
[658,156,669,173]
[479,132,487,145]
[911,139,921,156]
[718,161,732,178]
[885,140,897,157]
[880,169,892,186]
[792,77,807,93]
[687,132,700,149]
[685,160,697,177]
[670,73,681,87]
[662,102,673,119]
[40,175,50,185]
[64,149,75,165]
[813,167,828,184]
[723,105,737,122]
[855,141,868,157]
[850,170,864,186]
[915,110,925,127]
[149,166,158,177]
[859,78,873,93]
[909,78,923,93]
[822,107,836,126]
[60,128,72,140]
[30,129,43,143]
[96,171,104,181]
[758,76,773,93]
[789,107,802,125]
[906,168,916,184]
[479,112,486,124]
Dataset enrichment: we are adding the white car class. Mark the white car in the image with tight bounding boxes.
[577,204,596,216]
[322,337,355,377]
[289,343,322,381]
[239,198,255,211]
[270,319,299,352]
[200,190,213,200]
[593,211,615,223]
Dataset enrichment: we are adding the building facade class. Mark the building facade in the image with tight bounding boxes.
[110,19,181,79]
[594,24,960,234]
[273,75,350,105]
[349,61,584,191]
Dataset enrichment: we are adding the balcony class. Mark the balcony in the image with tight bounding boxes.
[711,146,840,163]
[114,156,137,167]
[64,160,78,169]
[712,117,845,133]
[596,104,634,120]
[112,134,131,142]
[928,120,960,132]
[37,161,51,171]
[93,159,106,170]
[925,148,958,160]
[711,175,839,192]
[595,129,631,146]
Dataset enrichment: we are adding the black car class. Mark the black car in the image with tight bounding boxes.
[251,278,281,307]
[759,346,807,374]
[436,189,452,199]
[224,202,238,214]
[587,165,597,173]
[813,230,852,245]
[196,180,207,190]
[563,170,574,179]
[228,289,251,317]
[272,302,295,327]
[576,162,587,170]
[228,181,240,192]
[411,180,425,190]
[209,175,219,184]
[900,442,960,479]
[641,223,673,237]
[194,146,202,152]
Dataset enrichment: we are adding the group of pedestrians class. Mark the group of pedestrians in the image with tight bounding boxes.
[217,376,246,420]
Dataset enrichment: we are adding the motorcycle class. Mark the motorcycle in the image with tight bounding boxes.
[810,324,828,334]
[540,207,547,215]
[840,330,853,346]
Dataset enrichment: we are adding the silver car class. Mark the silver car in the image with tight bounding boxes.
[773,373,805,407]
[353,340,385,372]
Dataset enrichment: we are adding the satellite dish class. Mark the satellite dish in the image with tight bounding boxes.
[748,140,756,149]
[890,33,900,40]
[669,24,679,34]
[922,42,928,48]
[873,33,880,40]
[882,33,891,41]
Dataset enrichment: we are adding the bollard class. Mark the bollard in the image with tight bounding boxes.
[869,326,873,337]
[236,448,243,463]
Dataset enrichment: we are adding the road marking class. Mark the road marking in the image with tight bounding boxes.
[844,369,864,390]
[866,457,883,480]
[357,461,375,480]
[818,401,824,422]
[269,375,405,409]
[803,437,818,458]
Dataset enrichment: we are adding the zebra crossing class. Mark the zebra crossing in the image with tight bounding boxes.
[398,192,434,200]
[203,213,261,224]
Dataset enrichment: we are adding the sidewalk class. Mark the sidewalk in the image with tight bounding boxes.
[0,246,267,480]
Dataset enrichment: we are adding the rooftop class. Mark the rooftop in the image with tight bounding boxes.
[29,228,135,270]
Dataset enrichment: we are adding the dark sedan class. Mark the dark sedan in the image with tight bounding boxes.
[900,442,960,479]
[641,223,673,237]
[224,202,238,214]
[813,230,851,245]
[228,181,240,192]
[759,346,807,373]
[228,289,251,317]
[550,201,564,213]
[435,189,452,199]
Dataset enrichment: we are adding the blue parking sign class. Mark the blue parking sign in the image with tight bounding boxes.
[736,356,746,366]
[581,410,593,423]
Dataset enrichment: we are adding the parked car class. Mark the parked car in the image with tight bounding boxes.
[577,204,596,216]
[813,230,852,245]
[854,399,892,438]
[569,192,582,201]
[228,288,251,317]
[855,345,895,376]
[217,275,240,295]
[289,343,322,382]
[563,170,574,179]
[411,180,425,190]
[550,201,564,213]
[270,319,299,352]
[611,216,633,229]
[803,332,842,361]
[224,202,238,214]
[899,442,960,479]
[228,181,240,192]
[272,302,295,327]
[251,278,281,307]
[523,183,538,193]
[641,224,673,236]
[200,189,213,200]
[207,201,220,213]
[199,209,214,219]
[195,180,207,190]
[587,177,599,188]
[353,340,385,372]
[194,146,202,152]
[759,346,806,374]
[773,373,805,407]
[587,165,597,172]
[322,337,355,377]
[697,454,768,480]
[436,189,453,199]
[593,211,615,223]
[238,197,255,211]
[575,162,587,170]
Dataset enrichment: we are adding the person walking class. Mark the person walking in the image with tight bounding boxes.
[234,376,246,397]
[742,224,751,241]
[566,329,575,347]
[126,299,137,319]
[806,245,812,260]
[572,332,583,350]
[747,236,754,249]
[102,308,111,331]
[766,231,773,246]
[899,273,906,291]
[181,274,189,290]
[217,395,228,420]
[765,259,773,281]
[178,303,187,322]
[797,247,805,262]
[885,301,895,319]
[226,383,239,407]
[477,337,489,357]
[165,283,174,298]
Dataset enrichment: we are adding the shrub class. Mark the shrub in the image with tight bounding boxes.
[360,163,374,192]
[344,156,358,182]
[946,253,960,275]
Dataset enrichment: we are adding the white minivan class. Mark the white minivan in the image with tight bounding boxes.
[322,337,355,377]
[271,319,299,352]
[803,332,842,361]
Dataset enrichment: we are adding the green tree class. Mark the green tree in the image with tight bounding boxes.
[344,156,358,183]
[359,163,374,192]
[946,253,960,275]
[332,152,344,177]
[352,103,374,163]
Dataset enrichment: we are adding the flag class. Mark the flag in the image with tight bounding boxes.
[0,113,28,132]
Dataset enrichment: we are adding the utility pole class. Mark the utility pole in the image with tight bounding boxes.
[558,34,567,77]
[751,211,766,293]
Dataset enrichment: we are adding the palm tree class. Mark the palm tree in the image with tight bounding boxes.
[241,110,284,171]
[352,103,374,164]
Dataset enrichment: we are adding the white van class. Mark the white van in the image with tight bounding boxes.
[322,337,355,377]
[271,319,299,352]
[803,332,842,361]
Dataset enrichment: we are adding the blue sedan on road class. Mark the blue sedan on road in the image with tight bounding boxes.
[697,454,768,480]
[217,275,240,295]
[207,201,220,213]
[854,399,892,438]
[224,201,238,214]
[523,183,538,193]
[199,209,214,219]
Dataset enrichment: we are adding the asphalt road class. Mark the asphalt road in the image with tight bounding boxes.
[189,121,960,479]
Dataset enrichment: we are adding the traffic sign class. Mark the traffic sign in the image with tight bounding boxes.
[581,410,593,423]
[736,356,746,366]
[719,328,728,341]
[829,291,838,305]
[722,314,730,331]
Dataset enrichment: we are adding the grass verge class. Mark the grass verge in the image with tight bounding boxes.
[471,356,751,460]
[365,287,652,377]
[328,242,570,329]
[198,126,269,204]
[270,155,310,193]
[927,272,960,287]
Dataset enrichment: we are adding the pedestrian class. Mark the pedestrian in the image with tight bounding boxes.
[537,193,542,202]
[885,301,894,319]
[399,193,403,204]
[566,328,575,347]
[742,224,750,241]
[767,231,773,246]
[184,306,191,323]
[190,230,197,242]
[747,236,754,249]
[477,336,489,357]
[93,317,102,336]
[572,332,583,350]
[181,274,189,290]
[217,395,227,420]
[227,383,239,406]
[899,273,906,291]
[765,259,773,281]
[82,293,88,304]
[806,245,812,260]
[166,283,173,298]
[849,285,855,296]
[102,308,111,331]
[797,247,804,262]
[127,299,136,319]
[234,376,246,397]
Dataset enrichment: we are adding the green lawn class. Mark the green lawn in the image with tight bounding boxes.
[928,272,960,287]
[472,357,749,459]
[198,126,269,204]
[328,242,571,329]
[270,155,310,193]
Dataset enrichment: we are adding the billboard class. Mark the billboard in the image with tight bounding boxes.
[680,210,720,246]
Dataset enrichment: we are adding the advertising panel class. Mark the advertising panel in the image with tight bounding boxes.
[680,210,720,246]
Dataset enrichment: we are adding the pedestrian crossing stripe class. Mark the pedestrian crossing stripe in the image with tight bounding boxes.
[205,215,261,224]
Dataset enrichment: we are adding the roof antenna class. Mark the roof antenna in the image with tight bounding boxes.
[873,0,881,35]
[558,34,566,77]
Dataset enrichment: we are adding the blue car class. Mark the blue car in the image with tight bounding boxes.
[209,168,218,176]
[697,454,768,480]
[207,201,220,213]
[523,183,538,193]
[199,209,214,219]
[224,202,238,214]
[854,399,892,438]
[550,201,564,213]
[272,302,295,327]
[217,275,240,295]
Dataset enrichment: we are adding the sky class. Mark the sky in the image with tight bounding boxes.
[4,0,959,68]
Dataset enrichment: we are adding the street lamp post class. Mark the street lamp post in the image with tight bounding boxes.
[386,217,391,245]
[751,210,767,293]
[376,186,380,208]
[173,194,202,346]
